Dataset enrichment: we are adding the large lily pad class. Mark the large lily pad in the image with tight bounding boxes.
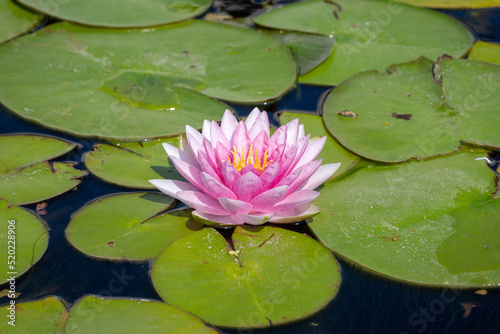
[0,20,295,139]
[309,149,500,286]
[65,192,205,261]
[254,0,473,85]
[152,226,341,328]
[18,0,212,28]
[385,0,500,8]
[0,199,49,282]
[322,57,500,162]
[65,296,218,334]
[0,0,42,45]
[280,112,360,178]
[468,41,500,65]
[0,297,67,333]
[0,134,87,205]
[84,138,184,189]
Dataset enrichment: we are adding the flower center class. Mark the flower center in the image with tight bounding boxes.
[228,144,272,173]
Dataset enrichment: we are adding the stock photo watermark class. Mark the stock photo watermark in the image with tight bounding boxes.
[5,219,16,327]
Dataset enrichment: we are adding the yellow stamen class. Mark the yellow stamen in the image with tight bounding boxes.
[227,144,272,173]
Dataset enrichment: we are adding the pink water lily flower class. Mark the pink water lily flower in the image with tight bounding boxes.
[150,108,340,226]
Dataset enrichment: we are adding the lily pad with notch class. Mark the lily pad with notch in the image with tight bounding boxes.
[84,138,184,189]
[17,0,212,28]
[151,226,341,328]
[65,192,204,261]
[322,56,500,162]
[254,0,474,86]
[0,0,42,45]
[0,134,87,205]
[309,149,500,287]
[0,20,296,139]
[0,199,49,282]
[64,295,218,334]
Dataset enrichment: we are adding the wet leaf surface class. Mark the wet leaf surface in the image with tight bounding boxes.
[310,150,500,286]
[0,199,49,281]
[152,226,341,328]
[254,0,473,85]
[0,0,42,45]
[18,0,212,27]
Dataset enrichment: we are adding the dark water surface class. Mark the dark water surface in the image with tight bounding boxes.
[1,1,500,333]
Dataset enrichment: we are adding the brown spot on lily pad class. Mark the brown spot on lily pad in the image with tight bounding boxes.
[107,241,115,247]
[337,110,358,119]
[392,112,412,120]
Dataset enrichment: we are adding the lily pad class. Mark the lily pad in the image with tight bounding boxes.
[65,192,205,261]
[84,138,184,189]
[322,57,500,163]
[309,149,500,286]
[280,112,360,178]
[151,226,341,328]
[18,0,212,28]
[468,41,500,65]
[0,134,87,205]
[277,33,335,75]
[0,0,42,45]
[64,295,218,334]
[254,0,473,85]
[385,0,500,8]
[0,20,295,139]
[0,296,67,332]
[0,199,49,282]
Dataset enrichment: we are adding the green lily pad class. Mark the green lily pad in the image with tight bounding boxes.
[468,41,500,65]
[0,134,87,205]
[385,0,500,8]
[0,20,295,139]
[0,199,49,282]
[84,138,184,189]
[152,226,341,328]
[0,0,42,45]
[18,0,212,28]
[280,112,360,178]
[65,192,205,261]
[322,57,500,163]
[64,296,218,334]
[309,149,500,286]
[277,33,335,75]
[0,297,67,332]
[254,0,473,86]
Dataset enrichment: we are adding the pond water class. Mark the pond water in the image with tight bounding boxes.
[1,1,499,333]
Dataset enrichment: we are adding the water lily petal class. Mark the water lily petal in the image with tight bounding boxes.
[250,185,289,212]
[248,110,270,140]
[284,118,299,149]
[298,124,305,139]
[148,179,198,198]
[201,172,236,199]
[237,212,274,225]
[268,126,286,158]
[276,167,301,187]
[240,164,260,176]
[269,204,321,223]
[219,160,241,189]
[220,109,239,142]
[231,121,251,153]
[251,130,269,161]
[219,197,253,215]
[286,159,322,195]
[162,142,199,168]
[169,156,209,193]
[245,107,261,130]
[202,119,211,141]
[274,143,298,183]
[295,136,326,170]
[176,190,227,215]
[192,210,244,226]
[197,151,222,182]
[286,134,310,174]
[233,172,263,202]
[185,125,205,159]
[210,120,231,151]
[203,139,220,174]
[259,161,280,189]
[179,134,193,156]
[298,163,341,191]
[274,190,320,213]
[186,125,205,146]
